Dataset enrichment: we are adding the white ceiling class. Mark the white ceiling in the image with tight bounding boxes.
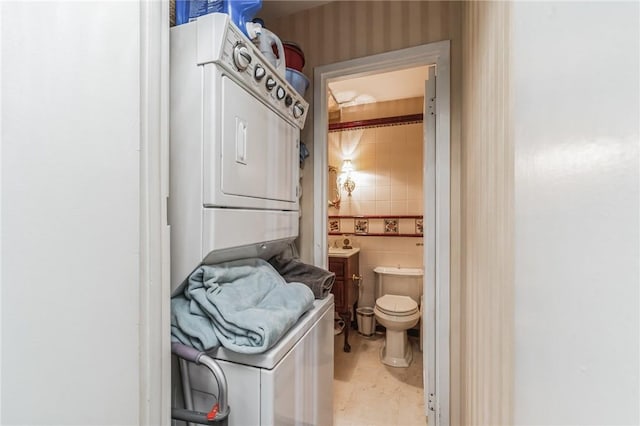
[256,1,333,25]
[328,65,431,107]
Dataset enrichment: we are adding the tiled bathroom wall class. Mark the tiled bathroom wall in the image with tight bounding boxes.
[328,100,424,217]
[328,98,424,309]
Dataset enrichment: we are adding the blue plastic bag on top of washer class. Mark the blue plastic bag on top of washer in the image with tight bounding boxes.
[175,0,263,38]
[175,0,223,25]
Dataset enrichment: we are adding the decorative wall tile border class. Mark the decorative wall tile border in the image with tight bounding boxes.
[354,218,369,234]
[384,218,398,234]
[328,113,424,132]
[328,215,423,237]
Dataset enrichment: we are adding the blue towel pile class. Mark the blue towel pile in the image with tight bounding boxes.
[171,258,314,353]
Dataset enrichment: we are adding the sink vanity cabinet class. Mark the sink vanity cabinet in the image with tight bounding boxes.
[328,249,360,352]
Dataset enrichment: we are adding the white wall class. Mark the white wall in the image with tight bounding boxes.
[1,2,141,424]
[512,2,639,424]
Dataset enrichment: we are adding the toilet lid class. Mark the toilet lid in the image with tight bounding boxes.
[375,295,418,316]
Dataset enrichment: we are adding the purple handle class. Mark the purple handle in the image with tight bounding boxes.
[172,342,203,363]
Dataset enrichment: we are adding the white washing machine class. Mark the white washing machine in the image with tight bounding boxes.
[185,296,334,426]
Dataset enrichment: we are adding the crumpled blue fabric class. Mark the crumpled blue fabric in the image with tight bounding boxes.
[171,258,314,353]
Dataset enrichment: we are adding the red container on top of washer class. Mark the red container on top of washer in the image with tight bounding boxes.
[283,42,305,71]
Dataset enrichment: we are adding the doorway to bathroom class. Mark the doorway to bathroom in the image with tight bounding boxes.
[313,41,450,426]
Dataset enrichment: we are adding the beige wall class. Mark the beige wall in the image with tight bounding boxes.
[460,1,513,425]
[270,1,463,422]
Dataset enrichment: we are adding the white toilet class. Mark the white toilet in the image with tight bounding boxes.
[373,266,423,367]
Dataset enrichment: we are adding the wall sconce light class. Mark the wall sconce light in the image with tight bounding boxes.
[340,159,356,196]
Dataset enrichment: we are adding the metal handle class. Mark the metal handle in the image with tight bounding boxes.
[173,344,230,423]
[352,274,362,282]
[197,355,230,419]
[172,342,203,363]
[172,407,229,425]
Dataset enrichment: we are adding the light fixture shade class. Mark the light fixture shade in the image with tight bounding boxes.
[341,159,354,173]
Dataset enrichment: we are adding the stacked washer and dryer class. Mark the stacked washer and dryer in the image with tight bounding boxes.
[170,13,333,426]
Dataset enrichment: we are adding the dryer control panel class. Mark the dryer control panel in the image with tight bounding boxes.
[198,13,309,129]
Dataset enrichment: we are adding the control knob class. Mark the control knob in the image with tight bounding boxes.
[254,65,266,81]
[293,102,305,119]
[265,77,276,91]
[284,95,293,107]
[276,86,286,100]
[232,43,252,71]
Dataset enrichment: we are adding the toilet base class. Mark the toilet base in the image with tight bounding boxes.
[379,329,413,367]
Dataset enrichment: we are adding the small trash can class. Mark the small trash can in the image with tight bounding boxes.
[356,307,376,337]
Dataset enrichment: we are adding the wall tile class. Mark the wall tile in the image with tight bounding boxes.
[375,201,391,215]
[358,185,376,201]
[408,183,422,201]
[340,218,355,233]
[407,199,424,215]
[359,201,376,215]
[390,201,408,215]
[354,218,369,234]
[406,123,423,142]
[360,128,377,143]
[376,126,398,143]
[400,219,413,234]
[356,171,375,189]
[374,170,391,187]
[368,219,384,234]
[375,185,391,202]
[359,155,375,173]
[390,184,408,201]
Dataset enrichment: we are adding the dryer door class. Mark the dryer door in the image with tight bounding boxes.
[203,72,299,210]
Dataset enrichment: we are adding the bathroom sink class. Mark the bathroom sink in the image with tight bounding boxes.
[328,247,360,258]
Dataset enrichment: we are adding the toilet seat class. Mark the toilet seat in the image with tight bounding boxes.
[375,295,418,317]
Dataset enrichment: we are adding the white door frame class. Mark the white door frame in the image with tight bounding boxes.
[139,0,171,424]
[313,41,450,426]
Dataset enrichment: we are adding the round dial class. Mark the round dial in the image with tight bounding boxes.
[265,77,276,91]
[254,65,266,81]
[293,102,305,119]
[284,95,293,107]
[233,43,252,71]
[276,86,286,100]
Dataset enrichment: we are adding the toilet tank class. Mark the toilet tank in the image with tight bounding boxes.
[374,266,424,304]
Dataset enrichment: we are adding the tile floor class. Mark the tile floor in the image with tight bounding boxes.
[333,330,426,426]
